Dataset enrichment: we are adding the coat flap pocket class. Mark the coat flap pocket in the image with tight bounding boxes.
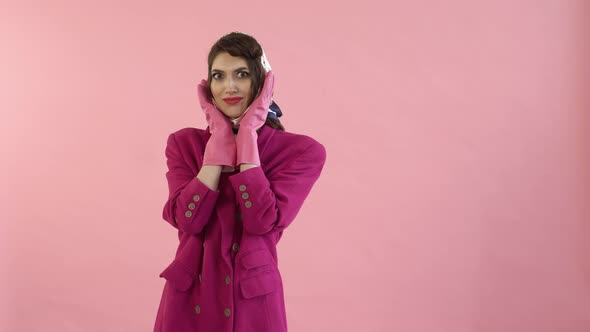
[159,259,196,292]
[240,271,278,299]
[240,249,274,269]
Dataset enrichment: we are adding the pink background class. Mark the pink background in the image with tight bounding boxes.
[1,0,589,331]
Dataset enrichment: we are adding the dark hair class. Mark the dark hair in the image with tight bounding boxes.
[206,32,285,131]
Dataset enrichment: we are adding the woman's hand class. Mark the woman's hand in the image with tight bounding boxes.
[235,71,275,166]
[197,79,236,170]
[238,71,274,132]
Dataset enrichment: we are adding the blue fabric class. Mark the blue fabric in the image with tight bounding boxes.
[267,100,282,121]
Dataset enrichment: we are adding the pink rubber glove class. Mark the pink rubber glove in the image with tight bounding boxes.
[235,70,275,166]
[197,79,236,171]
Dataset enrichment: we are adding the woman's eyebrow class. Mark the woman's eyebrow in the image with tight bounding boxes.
[211,67,249,73]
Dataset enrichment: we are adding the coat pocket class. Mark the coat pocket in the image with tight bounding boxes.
[159,259,196,292]
[240,270,279,299]
[240,248,275,270]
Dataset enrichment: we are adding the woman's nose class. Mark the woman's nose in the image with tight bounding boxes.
[225,77,237,90]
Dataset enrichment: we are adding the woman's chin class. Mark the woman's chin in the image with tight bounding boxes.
[224,111,245,119]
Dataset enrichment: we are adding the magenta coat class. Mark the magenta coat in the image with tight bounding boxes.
[153,124,327,332]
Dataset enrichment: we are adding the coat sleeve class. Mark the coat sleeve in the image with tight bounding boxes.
[161,132,220,235]
[227,141,327,236]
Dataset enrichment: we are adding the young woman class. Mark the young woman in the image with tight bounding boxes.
[153,32,327,332]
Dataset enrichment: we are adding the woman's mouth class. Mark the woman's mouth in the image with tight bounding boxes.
[223,97,243,105]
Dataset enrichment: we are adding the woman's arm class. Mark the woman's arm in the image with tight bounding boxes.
[228,141,327,236]
[162,133,222,235]
[197,165,223,191]
[239,164,258,172]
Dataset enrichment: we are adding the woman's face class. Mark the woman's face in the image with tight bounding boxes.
[209,52,253,120]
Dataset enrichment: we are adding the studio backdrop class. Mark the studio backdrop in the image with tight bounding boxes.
[0,0,588,331]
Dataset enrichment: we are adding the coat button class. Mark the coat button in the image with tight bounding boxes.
[244,201,252,208]
[195,305,201,314]
[232,243,239,252]
[185,210,192,218]
[193,194,200,202]
[239,185,246,192]
[224,308,231,317]
[188,202,196,210]
[241,192,249,199]
[225,275,231,284]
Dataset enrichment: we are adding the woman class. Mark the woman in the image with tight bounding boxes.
[153,32,327,332]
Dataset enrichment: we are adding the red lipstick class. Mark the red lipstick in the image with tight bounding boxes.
[223,97,243,105]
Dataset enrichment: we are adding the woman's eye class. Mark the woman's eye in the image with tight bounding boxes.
[212,71,248,80]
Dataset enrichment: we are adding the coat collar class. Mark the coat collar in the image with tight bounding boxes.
[256,125,276,159]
